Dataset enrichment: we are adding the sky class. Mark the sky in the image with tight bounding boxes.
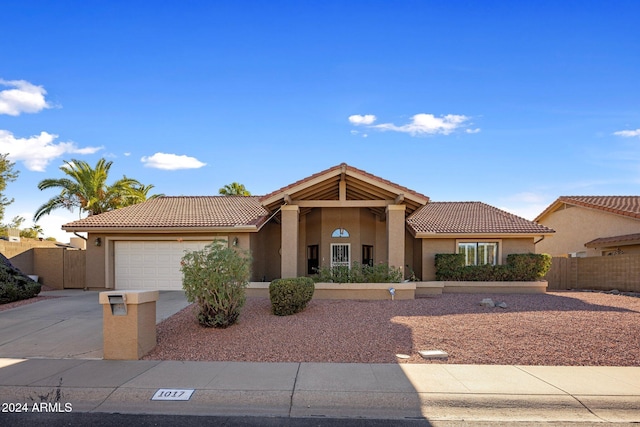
[1,0,639,243]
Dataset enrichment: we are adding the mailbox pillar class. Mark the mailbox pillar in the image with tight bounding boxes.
[99,290,159,360]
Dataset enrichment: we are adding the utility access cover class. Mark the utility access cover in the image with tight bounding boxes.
[151,389,195,401]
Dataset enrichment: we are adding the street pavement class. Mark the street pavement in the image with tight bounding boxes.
[0,290,638,424]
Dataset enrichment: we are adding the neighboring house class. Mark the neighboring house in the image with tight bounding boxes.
[534,196,640,257]
[63,163,554,290]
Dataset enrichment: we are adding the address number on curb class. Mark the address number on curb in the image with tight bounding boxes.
[152,389,195,401]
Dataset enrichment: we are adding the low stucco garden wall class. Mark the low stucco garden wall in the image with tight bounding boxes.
[247,280,548,300]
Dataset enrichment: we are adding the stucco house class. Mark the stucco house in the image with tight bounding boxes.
[63,163,554,291]
[534,196,640,257]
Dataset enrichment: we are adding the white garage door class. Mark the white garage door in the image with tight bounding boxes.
[115,241,214,290]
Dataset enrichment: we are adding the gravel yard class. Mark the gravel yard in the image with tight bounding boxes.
[143,291,640,366]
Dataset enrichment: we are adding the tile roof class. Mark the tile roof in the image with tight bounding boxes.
[407,202,554,235]
[62,196,270,230]
[536,196,640,222]
[584,233,640,248]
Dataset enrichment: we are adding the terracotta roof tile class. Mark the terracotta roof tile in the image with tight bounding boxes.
[585,233,640,248]
[557,196,640,219]
[63,196,270,230]
[407,202,554,235]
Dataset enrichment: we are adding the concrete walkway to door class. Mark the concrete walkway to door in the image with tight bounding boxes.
[0,290,190,359]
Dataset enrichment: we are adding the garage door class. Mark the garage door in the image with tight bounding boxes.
[115,241,213,290]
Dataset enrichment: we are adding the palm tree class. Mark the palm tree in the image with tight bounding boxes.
[218,182,251,196]
[34,158,157,221]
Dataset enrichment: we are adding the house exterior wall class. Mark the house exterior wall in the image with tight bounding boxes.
[536,205,640,257]
[86,232,245,290]
[502,238,535,262]
[421,238,456,281]
[250,221,281,281]
[419,237,536,281]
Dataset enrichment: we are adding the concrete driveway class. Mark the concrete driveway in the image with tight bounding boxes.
[0,290,190,359]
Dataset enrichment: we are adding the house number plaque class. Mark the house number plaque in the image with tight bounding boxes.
[151,389,195,401]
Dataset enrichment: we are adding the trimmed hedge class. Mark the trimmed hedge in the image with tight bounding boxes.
[0,253,41,304]
[435,253,552,281]
[312,261,403,283]
[269,277,315,316]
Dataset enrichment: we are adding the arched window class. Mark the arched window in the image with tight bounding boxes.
[331,228,349,238]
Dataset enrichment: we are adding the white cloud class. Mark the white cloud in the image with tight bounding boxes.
[348,114,377,125]
[0,79,52,116]
[613,129,640,138]
[373,113,471,136]
[141,152,206,170]
[349,113,477,136]
[0,129,103,172]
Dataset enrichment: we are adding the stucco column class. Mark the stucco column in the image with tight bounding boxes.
[386,204,406,274]
[281,205,299,278]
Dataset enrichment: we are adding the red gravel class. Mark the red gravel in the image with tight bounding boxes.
[143,291,640,366]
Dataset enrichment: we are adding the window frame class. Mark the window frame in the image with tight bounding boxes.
[455,239,502,266]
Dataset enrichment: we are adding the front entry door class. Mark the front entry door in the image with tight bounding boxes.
[331,243,350,268]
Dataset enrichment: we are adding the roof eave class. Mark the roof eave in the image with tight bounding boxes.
[61,225,262,234]
[414,232,556,239]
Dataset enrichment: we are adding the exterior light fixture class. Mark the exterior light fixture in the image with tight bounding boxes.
[94,237,102,247]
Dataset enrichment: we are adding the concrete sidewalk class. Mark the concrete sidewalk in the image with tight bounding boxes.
[0,358,639,423]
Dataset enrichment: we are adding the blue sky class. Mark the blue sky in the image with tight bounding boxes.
[1,1,639,242]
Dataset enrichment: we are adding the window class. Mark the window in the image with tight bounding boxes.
[331,243,350,267]
[331,228,349,238]
[458,242,498,265]
[362,245,373,266]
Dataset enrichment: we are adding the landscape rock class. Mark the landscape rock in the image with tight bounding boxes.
[418,349,448,359]
[480,298,495,308]
[496,302,508,309]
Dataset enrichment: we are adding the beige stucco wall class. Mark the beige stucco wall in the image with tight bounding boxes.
[419,237,536,281]
[536,205,640,257]
[421,238,456,281]
[250,221,281,281]
[502,238,535,262]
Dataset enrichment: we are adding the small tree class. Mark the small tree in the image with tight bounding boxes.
[181,240,252,328]
[218,182,251,196]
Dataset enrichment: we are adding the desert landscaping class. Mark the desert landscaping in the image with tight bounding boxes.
[143,291,640,366]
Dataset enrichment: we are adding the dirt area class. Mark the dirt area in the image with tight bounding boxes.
[144,291,640,366]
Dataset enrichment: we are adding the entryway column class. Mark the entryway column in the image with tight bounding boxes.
[281,205,299,278]
[386,204,406,275]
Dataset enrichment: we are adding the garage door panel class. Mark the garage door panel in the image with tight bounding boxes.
[115,240,215,290]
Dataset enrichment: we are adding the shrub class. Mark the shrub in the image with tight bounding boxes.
[507,253,552,281]
[269,277,315,316]
[0,253,41,304]
[434,253,552,281]
[434,253,465,280]
[312,261,402,283]
[181,240,252,328]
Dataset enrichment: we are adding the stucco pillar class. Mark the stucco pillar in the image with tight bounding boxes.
[386,204,406,274]
[281,205,299,278]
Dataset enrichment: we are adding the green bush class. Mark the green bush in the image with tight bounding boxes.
[0,254,41,304]
[507,253,552,281]
[434,254,465,280]
[312,261,402,283]
[435,253,552,281]
[269,277,315,316]
[181,240,252,328]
